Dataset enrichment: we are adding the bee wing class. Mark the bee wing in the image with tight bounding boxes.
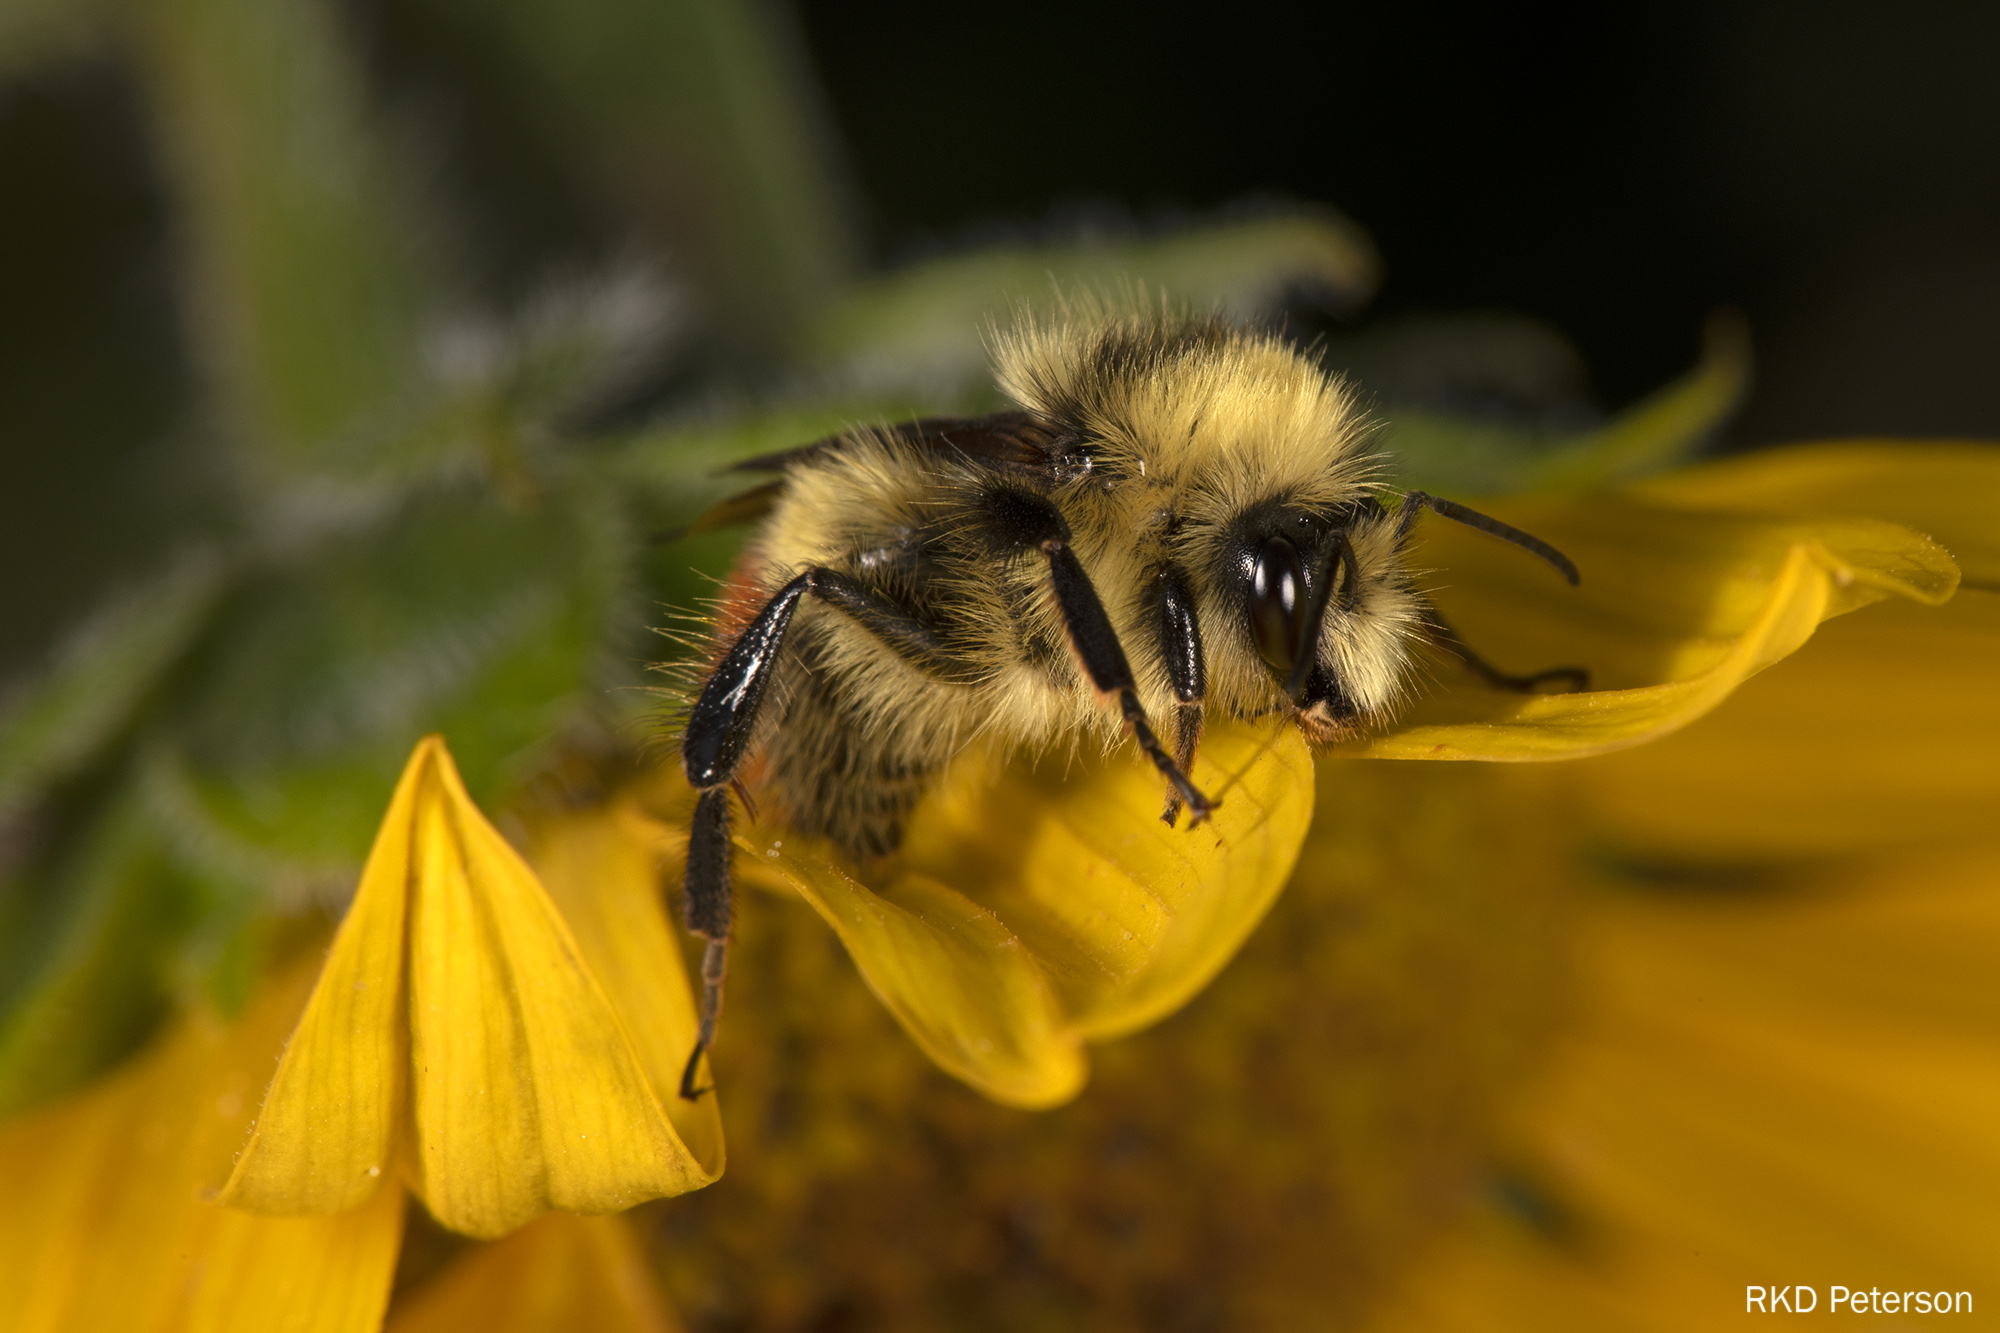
[668,412,1060,542]
[730,410,1057,477]
[666,478,789,541]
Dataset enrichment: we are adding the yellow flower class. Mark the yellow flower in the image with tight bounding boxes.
[621,441,1993,1329]
[4,440,1988,1330]
[1359,442,2000,1330]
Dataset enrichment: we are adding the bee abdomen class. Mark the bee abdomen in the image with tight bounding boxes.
[765,620,959,858]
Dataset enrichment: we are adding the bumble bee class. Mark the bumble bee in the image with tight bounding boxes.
[673,309,1583,1098]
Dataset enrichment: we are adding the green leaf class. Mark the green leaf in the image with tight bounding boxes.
[410,0,859,347]
[172,481,629,875]
[0,551,224,827]
[132,0,439,480]
[0,0,105,81]
[0,782,198,1115]
[1523,312,1751,491]
[1374,315,1750,497]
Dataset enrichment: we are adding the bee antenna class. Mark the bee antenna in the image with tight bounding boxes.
[1397,491,1580,586]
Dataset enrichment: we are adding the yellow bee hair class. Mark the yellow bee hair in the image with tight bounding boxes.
[695,305,1425,857]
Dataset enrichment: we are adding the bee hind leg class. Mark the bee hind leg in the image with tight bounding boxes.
[679,788,733,1099]
[676,566,968,1098]
[677,572,817,1100]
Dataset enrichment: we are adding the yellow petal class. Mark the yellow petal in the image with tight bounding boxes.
[402,743,718,1236]
[1577,590,2000,861]
[220,755,416,1215]
[0,964,404,1333]
[226,736,718,1239]
[738,718,1314,1106]
[1624,439,2000,586]
[896,717,1314,1040]
[1340,495,1958,761]
[743,847,1083,1108]
[1364,846,2000,1331]
[384,1211,680,1333]
[185,1182,408,1333]
[525,802,725,1177]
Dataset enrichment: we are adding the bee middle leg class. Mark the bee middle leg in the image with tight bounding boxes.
[977,487,1214,824]
[678,566,961,1099]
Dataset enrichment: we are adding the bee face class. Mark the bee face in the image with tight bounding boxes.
[1195,494,1419,740]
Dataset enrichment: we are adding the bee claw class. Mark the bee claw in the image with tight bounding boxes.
[678,1041,713,1101]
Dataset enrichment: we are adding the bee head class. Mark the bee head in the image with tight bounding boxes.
[1220,494,1421,741]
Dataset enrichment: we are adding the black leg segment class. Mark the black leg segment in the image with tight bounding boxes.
[677,564,969,1099]
[678,787,733,1099]
[1424,608,1591,694]
[683,572,814,789]
[977,484,1215,825]
[1154,563,1207,826]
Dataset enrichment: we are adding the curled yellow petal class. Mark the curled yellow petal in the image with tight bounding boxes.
[0,964,404,1333]
[1578,585,2000,862]
[385,1211,680,1333]
[746,848,1084,1108]
[1625,439,2000,586]
[224,736,718,1239]
[1341,495,1959,761]
[1567,439,2000,858]
[737,718,1314,1106]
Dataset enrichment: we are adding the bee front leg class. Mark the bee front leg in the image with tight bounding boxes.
[1044,540,1215,825]
[977,486,1215,825]
[1155,563,1207,826]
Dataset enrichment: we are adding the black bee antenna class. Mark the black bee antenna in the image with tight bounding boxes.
[1395,491,1580,587]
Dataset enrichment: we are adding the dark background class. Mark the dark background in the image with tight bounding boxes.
[4,0,1999,677]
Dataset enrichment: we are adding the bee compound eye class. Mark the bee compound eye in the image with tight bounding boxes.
[1248,535,1308,677]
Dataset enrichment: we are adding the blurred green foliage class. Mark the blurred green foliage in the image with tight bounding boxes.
[0,0,1741,1116]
